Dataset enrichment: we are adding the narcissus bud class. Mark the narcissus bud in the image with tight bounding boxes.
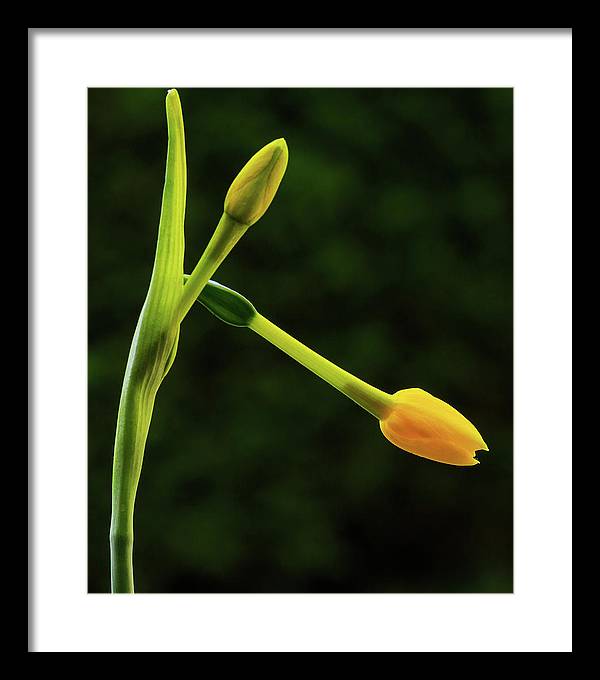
[178,139,288,322]
[194,280,489,467]
[224,138,288,227]
[379,389,488,466]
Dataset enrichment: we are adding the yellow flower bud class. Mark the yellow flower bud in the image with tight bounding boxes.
[379,388,488,466]
[191,281,490,468]
[224,138,288,227]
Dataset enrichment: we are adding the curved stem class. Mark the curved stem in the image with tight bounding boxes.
[110,373,156,593]
[109,90,186,594]
[249,314,395,419]
[177,213,249,323]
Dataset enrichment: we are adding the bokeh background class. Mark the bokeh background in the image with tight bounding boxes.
[88,88,512,593]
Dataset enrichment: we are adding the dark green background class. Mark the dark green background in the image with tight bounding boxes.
[88,88,513,593]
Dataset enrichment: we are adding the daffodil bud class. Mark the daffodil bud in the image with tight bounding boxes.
[191,280,489,468]
[224,138,288,227]
[379,389,488,466]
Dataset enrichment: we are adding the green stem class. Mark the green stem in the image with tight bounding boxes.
[177,213,249,323]
[109,522,134,593]
[110,360,157,592]
[249,314,394,419]
[109,90,186,593]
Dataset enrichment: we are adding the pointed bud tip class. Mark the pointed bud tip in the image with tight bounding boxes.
[260,138,288,166]
[165,89,183,126]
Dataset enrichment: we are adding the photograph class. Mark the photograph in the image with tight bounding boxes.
[87,86,514,595]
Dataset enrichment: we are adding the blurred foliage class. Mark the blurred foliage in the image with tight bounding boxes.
[88,88,513,593]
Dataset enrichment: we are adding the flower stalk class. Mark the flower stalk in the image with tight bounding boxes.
[177,138,288,321]
[110,90,185,594]
[250,314,395,419]
[110,89,287,592]
[197,280,489,467]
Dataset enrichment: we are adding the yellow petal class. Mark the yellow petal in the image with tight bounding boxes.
[379,388,488,466]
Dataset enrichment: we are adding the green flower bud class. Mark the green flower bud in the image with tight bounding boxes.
[224,138,288,226]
